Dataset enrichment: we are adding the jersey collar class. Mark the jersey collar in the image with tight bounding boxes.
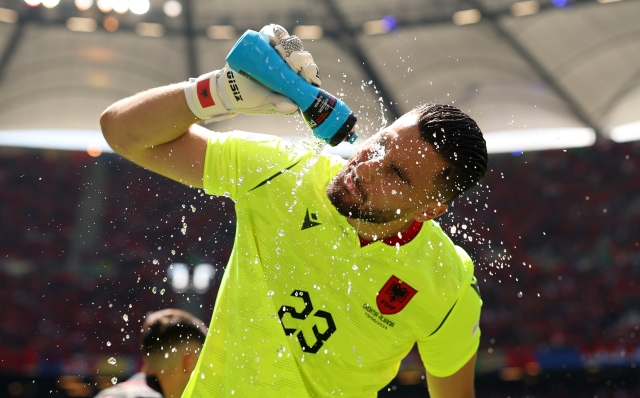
[359,220,423,248]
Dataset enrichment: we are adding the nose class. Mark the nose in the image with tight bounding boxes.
[355,156,380,183]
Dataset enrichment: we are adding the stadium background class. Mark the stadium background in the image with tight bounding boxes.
[0,0,639,396]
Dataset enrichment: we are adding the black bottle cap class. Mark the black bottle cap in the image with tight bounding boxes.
[328,113,358,147]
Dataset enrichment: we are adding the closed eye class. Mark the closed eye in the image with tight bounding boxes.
[391,162,411,186]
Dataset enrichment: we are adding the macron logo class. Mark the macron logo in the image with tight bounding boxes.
[301,209,321,230]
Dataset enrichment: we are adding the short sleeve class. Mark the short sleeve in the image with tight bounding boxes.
[202,131,306,200]
[417,276,482,377]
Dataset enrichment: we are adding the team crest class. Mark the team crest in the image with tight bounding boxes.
[376,276,418,315]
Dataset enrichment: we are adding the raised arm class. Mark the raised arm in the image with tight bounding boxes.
[100,24,325,188]
[100,82,209,188]
[426,353,477,398]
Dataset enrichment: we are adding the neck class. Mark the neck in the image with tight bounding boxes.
[346,217,416,241]
[153,373,181,398]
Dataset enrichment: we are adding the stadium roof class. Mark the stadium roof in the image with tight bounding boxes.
[0,0,638,154]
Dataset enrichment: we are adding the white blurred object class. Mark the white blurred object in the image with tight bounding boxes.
[74,0,93,11]
[129,0,149,15]
[96,0,111,12]
[609,120,640,143]
[0,130,113,152]
[193,264,216,294]
[484,128,596,154]
[42,0,60,8]
[163,0,181,17]
[168,263,189,293]
[112,0,128,14]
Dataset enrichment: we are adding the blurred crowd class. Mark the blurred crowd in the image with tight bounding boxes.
[0,138,639,377]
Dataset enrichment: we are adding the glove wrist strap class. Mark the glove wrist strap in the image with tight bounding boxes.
[184,71,229,120]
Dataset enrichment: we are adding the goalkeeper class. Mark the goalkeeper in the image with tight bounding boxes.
[101,24,488,398]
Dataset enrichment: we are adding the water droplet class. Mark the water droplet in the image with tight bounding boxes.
[160,289,165,295]
[163,277,167,282]
[106,341,111,346]
[200,372,205,379]
[277,230,285,237]
[111,377,118,385]
[152,287,157,294]
[108,357,117,365]
[391,190,397,195]
[152,259,159,265]
[352,264,358,271]
[517,292,523,298]
[171,249,176,255]
[267,290,274,297]
[122,314,129,322]
[223,192,230,197]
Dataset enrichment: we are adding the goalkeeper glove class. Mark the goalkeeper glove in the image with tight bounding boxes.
[183,64,298,122]
[260,24,321,87]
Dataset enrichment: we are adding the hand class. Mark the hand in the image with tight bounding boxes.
[259,24,321,87]
[184,64,298,122]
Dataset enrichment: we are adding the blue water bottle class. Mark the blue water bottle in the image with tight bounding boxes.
[226,30,358,146]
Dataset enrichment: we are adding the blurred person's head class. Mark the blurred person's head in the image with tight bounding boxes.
[140,309,208,398]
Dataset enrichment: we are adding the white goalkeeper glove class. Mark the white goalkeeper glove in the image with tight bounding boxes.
[183,64,298,123]
[260,24,322,87]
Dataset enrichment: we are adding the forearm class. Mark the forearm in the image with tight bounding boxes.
[100,82,199,159]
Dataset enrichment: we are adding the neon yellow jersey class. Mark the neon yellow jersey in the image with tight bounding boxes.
[183,132,482,398]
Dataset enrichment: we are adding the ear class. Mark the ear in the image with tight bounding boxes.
[181,350,198,373]
[413,203,448,222]
[140,356,149,373]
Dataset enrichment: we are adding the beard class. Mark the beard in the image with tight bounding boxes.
[326,167,404,224]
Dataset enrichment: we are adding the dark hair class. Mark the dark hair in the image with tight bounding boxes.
[140,309,208,356]
[415,103,488,202]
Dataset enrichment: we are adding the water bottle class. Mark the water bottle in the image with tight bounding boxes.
[226,30,358,146]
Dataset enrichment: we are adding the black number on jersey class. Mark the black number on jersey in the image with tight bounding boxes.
[277,290,337,354]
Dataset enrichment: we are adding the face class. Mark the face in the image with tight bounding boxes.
[327,111,449,224]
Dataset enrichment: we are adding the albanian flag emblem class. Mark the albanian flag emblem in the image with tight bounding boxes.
[376,275,418,315]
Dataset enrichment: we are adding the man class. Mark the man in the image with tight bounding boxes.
[95,309,207,398]
[101,25,487,398]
